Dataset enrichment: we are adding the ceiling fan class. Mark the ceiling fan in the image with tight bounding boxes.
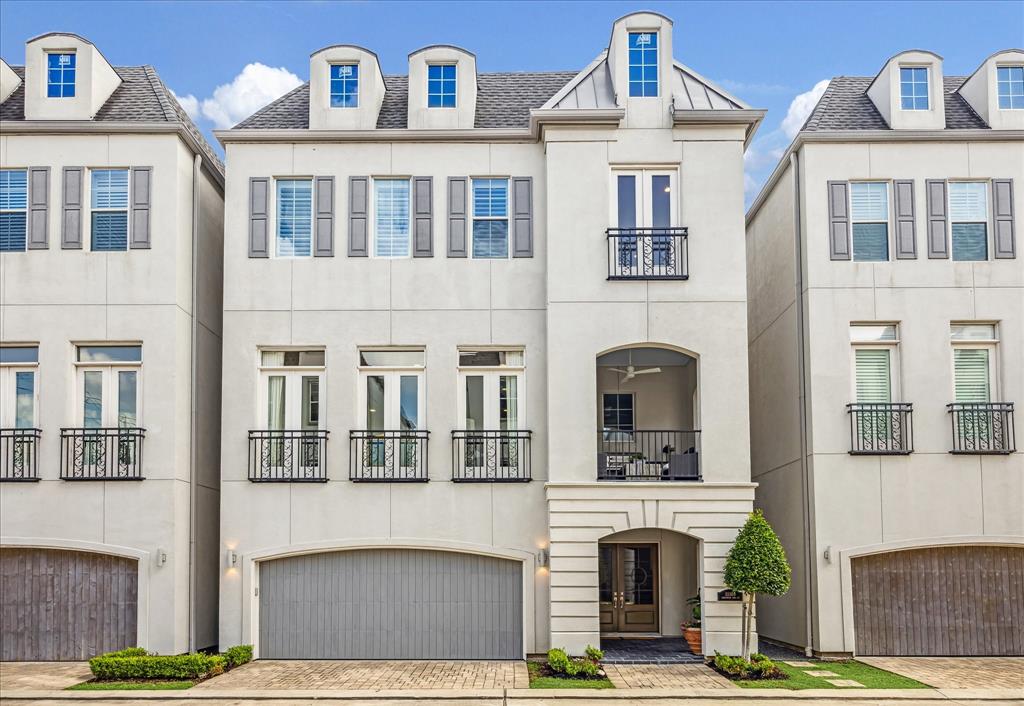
[610,364,662,381]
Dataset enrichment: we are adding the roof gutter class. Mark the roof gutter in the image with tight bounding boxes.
[746,128,1024,224]
[0,120,225,189]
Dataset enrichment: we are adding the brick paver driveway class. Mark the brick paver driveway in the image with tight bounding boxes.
[194,659,529,690]
[0,662,92,691]
[604,663,735,689]
[859,657,1024,689]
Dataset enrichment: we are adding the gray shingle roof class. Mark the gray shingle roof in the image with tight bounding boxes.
[1,65,223,176]
[801,75,987,132]
[235,71,579,130]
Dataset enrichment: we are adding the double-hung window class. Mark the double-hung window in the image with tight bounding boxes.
[427,65,456,107]
[330,64,358,107]
[374,178,410,257]
[949,182,988,261]
[0,170,28,252]
[900,67,928,110]
[850,182,889,261]
[997,66,1024,110]
[472,178,509,258]
[91,169,129,251]
[628,32,658,97]
[47,52,76,98]
[0,346,39,430]
[276,179,313,257]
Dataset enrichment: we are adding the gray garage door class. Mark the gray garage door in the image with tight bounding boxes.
[0,548,138,661]
[852,545,1024,656]
[258,549,522,659]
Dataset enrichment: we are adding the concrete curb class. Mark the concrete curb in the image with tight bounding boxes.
[3,687,1022,700]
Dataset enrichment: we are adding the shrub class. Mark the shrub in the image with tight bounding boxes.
[711,651,783,680]
[222,644,253,668]
[547,646,603,679]
[89,651,225,681]
[584,645,604,662]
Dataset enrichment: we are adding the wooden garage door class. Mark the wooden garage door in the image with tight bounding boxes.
[259,549,522,659]
[0,548,138,661]
[852,545,1024,656]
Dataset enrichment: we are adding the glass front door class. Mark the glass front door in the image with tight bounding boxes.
[614,170,678,274]
[598,543,659,633]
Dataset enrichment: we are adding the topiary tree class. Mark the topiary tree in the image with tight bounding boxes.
[724,509,791,660]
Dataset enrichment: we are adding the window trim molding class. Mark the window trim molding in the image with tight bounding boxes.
[849,327,901,403]
[45,51,77,99]
[950,323,1000,402]
[627,30,660,98]
[86,167,131,252]
[272,176,315,259]
[947,179,991,262]
[996,64,1024,111]
[848,180,892,262]
[899,65,930,111]
[369,176,413,259]
[470,176,510,260]
[0,168,29,252]
[328,62,359,109]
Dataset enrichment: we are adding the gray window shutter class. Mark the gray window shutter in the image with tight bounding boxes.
[926,179,949,259]
[130,167,152,249]
[893,179,917,259]
[348,176,368,257]
[992,178,1016,259]
[447,177,467,257]
[61,167,84,249]
[827,181,850,260]
[248,177,270,258]
[413,176,433,257]
[27,166,49,249]
[314,176,334,257]
[511,177,533,258]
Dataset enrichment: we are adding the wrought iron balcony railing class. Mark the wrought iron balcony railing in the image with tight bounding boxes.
[947,402,1015,454]
[60,427,145,480]
[597,429,700,481]
[847,403,913,454]
[249,429,329,482]
[451,430,532,482]
[350,430,429,482]
[1,428,42,481]
[607,227,688,280]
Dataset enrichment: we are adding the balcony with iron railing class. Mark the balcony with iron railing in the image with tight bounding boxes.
[248,430,329,482]
[947,403,1015,454]
[60,427,145,480]
[597,429,700,481]
[350,430,429,481]
[607,227,688,280]
[846,403,914,454]
[1,428,42,481]
[451,430,532,482]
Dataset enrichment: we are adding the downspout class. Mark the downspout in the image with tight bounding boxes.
[790,151,815,658]
[188,152,202,652]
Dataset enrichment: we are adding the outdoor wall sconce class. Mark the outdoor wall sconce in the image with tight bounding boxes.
[226,549,238,568]
[536,548,549,568]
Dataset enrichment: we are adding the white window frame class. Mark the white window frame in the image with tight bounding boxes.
[470,177,510,260]
[329,63,359,108]
[272,176,314,259]
[87,167,131,252]
[357,349,426,430]
[849,181,890,262]
[997,64,1024,110]
[73,344,143,428]
[46,51,76,98]
[0,345,39,429]
[950,324,999,402]
[370,177,413,259]
[899,65,930,111]
[426,63,457,108]
[849,324,900,402]
[256,348,326,430]
[947,180,990,262]
[0,169,28,252]
[456,348,526,430]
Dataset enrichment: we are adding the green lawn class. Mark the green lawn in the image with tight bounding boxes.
[734,660,929,690]
[67,680,194,691]
[527,661,615,689]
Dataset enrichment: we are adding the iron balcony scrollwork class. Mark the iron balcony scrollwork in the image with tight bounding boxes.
[60,427,145,480]
[248,429,329,482]
[1,428,42,481]
[846,403,913,454]
[947,402,1015,454]
[607,227,688,280]
[452,430,532,482]
[350,430,429,482]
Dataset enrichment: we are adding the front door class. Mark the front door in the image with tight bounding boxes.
[599,543,659,633]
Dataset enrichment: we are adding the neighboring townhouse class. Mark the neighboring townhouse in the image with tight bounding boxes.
[216,11,764,658]
[747,50,1023,657]
[0,34,224,659]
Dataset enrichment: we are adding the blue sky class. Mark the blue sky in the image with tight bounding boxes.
[2,0,1022,201]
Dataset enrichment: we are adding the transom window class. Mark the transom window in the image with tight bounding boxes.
[427,64,456,107]
[374,178,411,257]
[900,67,929,110]
[472,178,509,258]
[330,64,359,108]
[949,182,988,261]
[74,344,142,428]
[47,52,76,98]
[91,169,129,252]
[0,170,28,252]
[997,66,1024,110]
[850,182,889,261]
[458,349,524,432]
[276,179,313,257]
[358,349,425,433]
[628,32,658,97]
[259,349,325,432]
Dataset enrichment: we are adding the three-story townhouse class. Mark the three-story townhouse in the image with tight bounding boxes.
[0,34,224,659]
[217,11,764,660]
[746,50,1023,657]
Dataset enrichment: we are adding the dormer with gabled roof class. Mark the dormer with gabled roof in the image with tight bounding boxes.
[959,49,1024,131]
[407,44,477,129]
[308,44,386,130]
[606,11,674,128]
[22,32,121,120]
[866,49,946,130]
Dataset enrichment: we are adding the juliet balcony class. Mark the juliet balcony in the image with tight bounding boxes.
[59,427,145,480]
[846,403,914,454]
[947,402,1015,454]
[1,428,42,481]
[248,429,330,482]
[350,430,430,481]
[606,227,688,280]
[451,430,532,482]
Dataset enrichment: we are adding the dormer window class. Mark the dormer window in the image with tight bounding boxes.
[330,64,358,108]
[47,52,76,98]
[628,32,658,97]
[997,66,1024,109]
[427,64,456,107]
[899,67,928,110]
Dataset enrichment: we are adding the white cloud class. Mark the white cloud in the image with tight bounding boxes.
[197,63,302,129]
[781,79,830,139]
[717,79,793,96]
[170,89,200,120]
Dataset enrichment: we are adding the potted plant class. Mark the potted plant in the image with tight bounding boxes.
[682,593,702,655]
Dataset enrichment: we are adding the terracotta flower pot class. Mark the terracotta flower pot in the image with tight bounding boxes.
[683,626,702,655]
